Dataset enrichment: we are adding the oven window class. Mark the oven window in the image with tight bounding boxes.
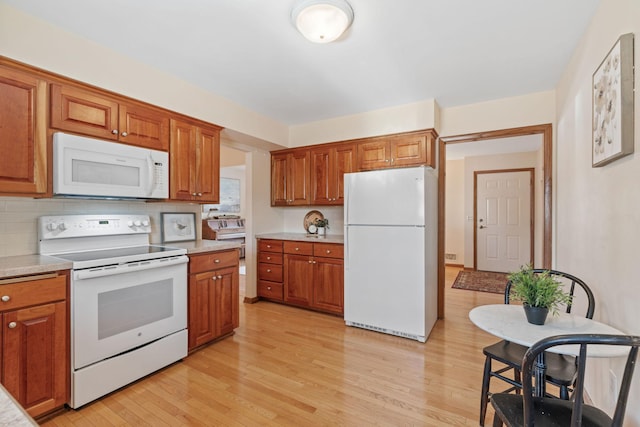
[98,279,173,340]
[72,159,140,187]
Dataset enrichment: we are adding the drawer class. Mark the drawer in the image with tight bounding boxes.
[283,241,313,255]
[258,280,283,300]
[0,273,67,311]
[313,243,344,259]
[258,252,283,265]
[258,263,283,282]
[190,249,239,274]
[258,239,283,253]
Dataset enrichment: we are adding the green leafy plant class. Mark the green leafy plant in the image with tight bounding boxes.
[314,218,329,229]
[508,265,572,315]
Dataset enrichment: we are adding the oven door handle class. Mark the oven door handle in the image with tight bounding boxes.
[75,255,189,280]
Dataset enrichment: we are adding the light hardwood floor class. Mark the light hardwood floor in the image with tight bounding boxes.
[41,267,503,426]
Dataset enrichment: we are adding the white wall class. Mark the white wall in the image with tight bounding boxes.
[555,0,640,422]
[445,159,465,265]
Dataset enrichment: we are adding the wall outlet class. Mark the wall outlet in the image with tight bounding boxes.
[609,369,618,406]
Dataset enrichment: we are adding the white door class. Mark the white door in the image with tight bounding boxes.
[475,170,533,272]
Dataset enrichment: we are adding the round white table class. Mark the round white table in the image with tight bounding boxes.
[469,304,627,397]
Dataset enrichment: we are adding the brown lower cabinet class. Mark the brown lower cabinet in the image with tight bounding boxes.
[188,250,240,351]
[0,271,69,419]
[257,239,344,315]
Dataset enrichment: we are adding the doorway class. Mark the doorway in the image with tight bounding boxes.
[475,169,534,272]
[437,124,552,318]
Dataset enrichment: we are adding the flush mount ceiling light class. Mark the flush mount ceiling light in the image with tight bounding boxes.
[291,0,354,44]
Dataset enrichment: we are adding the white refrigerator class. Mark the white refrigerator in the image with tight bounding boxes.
[344,166,437,342]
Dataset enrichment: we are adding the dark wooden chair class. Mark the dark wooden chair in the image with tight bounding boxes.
[479,270,595,426]
[491,334,640,427]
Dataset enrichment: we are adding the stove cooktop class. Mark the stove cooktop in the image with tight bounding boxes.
[53,245,187,269]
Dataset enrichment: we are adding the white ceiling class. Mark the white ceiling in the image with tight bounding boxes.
[2,0,600,126]
[446,135,543,160]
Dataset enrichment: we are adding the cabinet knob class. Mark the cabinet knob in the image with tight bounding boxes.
[295,247,299,251]
[192,193,197,196]
[308,260,313,264]
[8,322,17,329]
[267,245,272,248]
[1,295,9,302]
[267,256,271,260]
[267,269,271,273]
[326,250,331,254]
[111,129,119,135]
[197,193,203,197]
[217,275,222,279]
[267,286,272,290]
[212,276,217,281]
[121,131,128,137]
[214,259,220,263]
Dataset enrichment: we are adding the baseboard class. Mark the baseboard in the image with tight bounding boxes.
[445,263,464,268]
[243,296,260,304]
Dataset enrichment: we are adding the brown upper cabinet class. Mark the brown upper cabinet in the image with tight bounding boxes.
[310,143,355,205]
[0,65,47,196]
[50,84,170,151]
[271,149,311,206]
[170,118,221,203]
[357,130,436,171]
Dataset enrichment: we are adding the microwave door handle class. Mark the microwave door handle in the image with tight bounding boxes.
[146,155,156,196]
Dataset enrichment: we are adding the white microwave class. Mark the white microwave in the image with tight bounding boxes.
[53,132,169,200]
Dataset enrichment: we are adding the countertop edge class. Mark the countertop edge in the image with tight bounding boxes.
[0,255,72,279]
[255,233,344,244]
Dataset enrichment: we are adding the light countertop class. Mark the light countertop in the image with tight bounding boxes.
[0,384,37,426]
[163,239,242,254]
[0,255,72,279]
[255,233,344,244]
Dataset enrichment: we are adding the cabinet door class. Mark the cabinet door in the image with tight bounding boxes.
[170,119,197,200]
[271,153,288,206]
[284,254,312,307]
[333,143,355,203]
[194,125,220,203]
[2,301,68,418]
[0,67,47,195]
[310,147,332,205]
[50,84,120,140]
[288,150,311,206]
[216,267,239,337]
[118,103,169,151]
[390,134,427,167]
[188,271,216,350]
[313,257,344,314]
[357,140,390,170]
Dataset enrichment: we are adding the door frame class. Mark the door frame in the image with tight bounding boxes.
[473,168,535,271]
[437,124,552,318]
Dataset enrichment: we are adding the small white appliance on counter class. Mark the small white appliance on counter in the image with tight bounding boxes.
[53,132,169,200]
[39,214,188,408]
[344,166,438,342]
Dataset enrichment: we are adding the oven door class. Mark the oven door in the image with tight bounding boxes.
[72,256,188,370]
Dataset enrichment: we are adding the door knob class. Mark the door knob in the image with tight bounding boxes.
[479,225,487,229]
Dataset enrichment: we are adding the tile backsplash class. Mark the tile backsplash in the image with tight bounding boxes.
[0,197,200,257]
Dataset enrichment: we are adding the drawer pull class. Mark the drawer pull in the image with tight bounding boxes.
[267,245,272,248]
[1,295,9,302]
[214,259,220,263]
[8,322,17,329]
[326,250,331,254]
[295,247,299,251]
[267,269,271,273]
[267,286,272,290]
[267,256,271,260]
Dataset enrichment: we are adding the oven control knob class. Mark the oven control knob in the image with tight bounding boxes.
[142,220,150,227]
[127,221,134,228]
[58,222,67,231]
[134,220,142,227]
[47,222,58,231]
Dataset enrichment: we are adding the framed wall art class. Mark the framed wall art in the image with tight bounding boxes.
[592,32,635,167]
[161,212,196,243]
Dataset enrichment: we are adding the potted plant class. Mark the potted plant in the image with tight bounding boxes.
[508,265,572,325]
[314,218,329,235]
